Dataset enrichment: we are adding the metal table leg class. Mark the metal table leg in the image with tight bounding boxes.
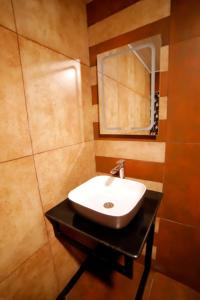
[135,221,155,300]
[54,221,155,300]
[56,256,90,300]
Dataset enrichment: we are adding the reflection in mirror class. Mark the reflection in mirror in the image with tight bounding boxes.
[97,35,161,135]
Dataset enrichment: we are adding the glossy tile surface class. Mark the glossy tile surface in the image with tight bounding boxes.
[170,0,200,44]
[20,37,84,153]
[95,140,166,162]
[0,244,57,300]
[35,142,95,211]
[161,143,200,227]
[167,37,200,142]
[156,219,200,291]
[13,0,89,64]
[0,0,15,31]
[0,27,32,162]
[0,0,96,297]
[0,157,47,281]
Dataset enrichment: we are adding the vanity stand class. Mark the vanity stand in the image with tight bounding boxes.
[46,190,163,300]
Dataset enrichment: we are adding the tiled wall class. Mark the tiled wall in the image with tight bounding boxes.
[0,0,95,299]
[88,0,200,292]
[1,0,199,297]
[156,0,200,291]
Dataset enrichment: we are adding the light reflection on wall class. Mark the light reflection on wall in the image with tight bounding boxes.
[64,62,84,142]
[66,67,76,80]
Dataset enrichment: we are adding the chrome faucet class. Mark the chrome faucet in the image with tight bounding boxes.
[110,160,125,179]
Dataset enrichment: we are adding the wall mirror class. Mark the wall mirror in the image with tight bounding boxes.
[97,35,161,135]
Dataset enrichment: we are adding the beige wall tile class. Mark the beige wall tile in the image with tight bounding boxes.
[35,142,95,212]
[0,0,15,31]
[160,45,169,72]
[0,244,57,300]
[90,66,97,86]
[95,140,166,163]
[92,104,99,123]
[0,27,32,162]
[13,0,89,65]
[88,0,171,46]
[159,96,168,120]
[20,37,86,153]
[50,237,84,293]
[0,157,47,282]
[80,64,94,142]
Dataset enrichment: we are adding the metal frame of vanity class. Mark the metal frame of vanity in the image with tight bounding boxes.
[46,190,163,300]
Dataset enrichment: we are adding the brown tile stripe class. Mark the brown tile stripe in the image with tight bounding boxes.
[87,0,140,26]
[93,120,167,142]
[91,85,98,105]
[170,0,200,45]
[89,17,170,66]
[95,156,164,182]
[155,72,160,92]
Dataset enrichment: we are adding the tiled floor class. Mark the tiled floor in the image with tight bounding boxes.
[67,262,200,300]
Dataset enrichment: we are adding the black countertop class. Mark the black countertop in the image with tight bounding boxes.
[46,190,163,259]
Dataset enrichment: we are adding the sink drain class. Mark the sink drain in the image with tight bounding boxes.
[103,202,114,208]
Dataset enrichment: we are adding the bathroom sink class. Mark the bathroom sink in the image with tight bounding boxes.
[68,176,146,229]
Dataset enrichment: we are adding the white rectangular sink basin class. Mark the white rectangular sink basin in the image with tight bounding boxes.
[68,176,146,229]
